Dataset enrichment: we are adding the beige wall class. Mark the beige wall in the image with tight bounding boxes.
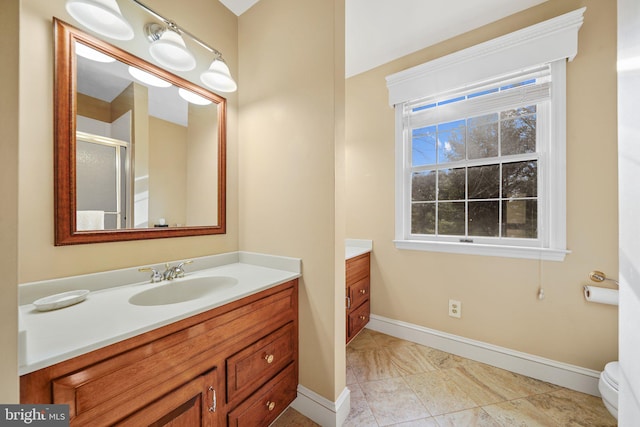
[18,0,239,284]
[149,117,188,226]
[0,0,20,403]
[345,0,618,370]
[186,102,220,226]
[238,0,346,401]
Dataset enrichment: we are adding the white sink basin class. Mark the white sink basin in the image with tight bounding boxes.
[128,276,238,306]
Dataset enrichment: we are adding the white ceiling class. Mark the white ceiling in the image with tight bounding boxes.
[219,0,548,77]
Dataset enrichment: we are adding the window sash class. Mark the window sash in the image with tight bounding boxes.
[402,93,549,246]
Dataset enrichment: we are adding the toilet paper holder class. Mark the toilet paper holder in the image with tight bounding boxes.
[589,270,619,286]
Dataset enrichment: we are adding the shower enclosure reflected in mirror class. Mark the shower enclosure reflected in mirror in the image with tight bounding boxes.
[54,19,226,245]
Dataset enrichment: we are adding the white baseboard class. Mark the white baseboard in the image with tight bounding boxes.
[368,314,602,397]
[290,385,350,427]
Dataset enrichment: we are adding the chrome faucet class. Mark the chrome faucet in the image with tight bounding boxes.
[138,267,163,283]
[139,260,193,282]
[163,260,193,280]
[174,260,193,278]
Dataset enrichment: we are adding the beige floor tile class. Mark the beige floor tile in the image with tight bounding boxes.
[414,346,472,370]
[445,367,505,406]
[344,332,615,427]
[344,383,379,427]
[360,377,431,426]
[370,332,416,350]
[348,348,403,382]
[346,365,358,385]
[482,398,560,426]
[387,418,439,427]
[404,370,478,416]
[526,388,617,426]
[434,407,500,427]
[384,345,438,376]
[460,362,558,400]
[348,329,380,352]
[270,408,320,427]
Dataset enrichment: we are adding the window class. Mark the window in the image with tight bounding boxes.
[387,8,585,260]
[407,68,546,243]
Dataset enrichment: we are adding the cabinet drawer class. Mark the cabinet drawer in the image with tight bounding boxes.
[227,363,297,427]
[348,276,370,310]
[227,322,295,403]
[348,300,370,342]
[346,253,370,286]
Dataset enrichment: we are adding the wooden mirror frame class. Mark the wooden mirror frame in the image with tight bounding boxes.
[54,19,226,245]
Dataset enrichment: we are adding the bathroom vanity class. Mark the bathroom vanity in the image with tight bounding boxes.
[19,252,300,426]
[345,240,372,344]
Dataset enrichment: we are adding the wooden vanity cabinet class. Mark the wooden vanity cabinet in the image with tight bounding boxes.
[346,253,370,344]
[20,280,298,427]
[116,368,219,427]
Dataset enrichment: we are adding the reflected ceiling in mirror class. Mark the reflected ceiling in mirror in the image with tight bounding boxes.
[54,19,227,245]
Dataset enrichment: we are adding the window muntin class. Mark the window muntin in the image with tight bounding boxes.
[405,74,547,245]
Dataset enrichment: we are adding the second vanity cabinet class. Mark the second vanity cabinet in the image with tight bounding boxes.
[20,280,298,427]
[346,253,370,344]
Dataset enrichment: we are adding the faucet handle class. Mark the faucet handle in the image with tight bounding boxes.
[139,267,163,283]
[175,260,193,278]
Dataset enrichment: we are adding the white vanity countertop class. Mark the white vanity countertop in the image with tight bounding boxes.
[18,252,300,375]
[345,239,373,260]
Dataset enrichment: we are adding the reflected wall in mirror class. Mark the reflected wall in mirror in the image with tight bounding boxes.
[54,19,226,245]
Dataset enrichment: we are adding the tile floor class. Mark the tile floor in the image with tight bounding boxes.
[273,328,617,427]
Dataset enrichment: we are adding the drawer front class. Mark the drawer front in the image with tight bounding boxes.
[348,300,370,342]
[226,322,295,403]
[348,276,370,310]
[52,286,296,425]
[227,363,297,427]
[346,253,370,286]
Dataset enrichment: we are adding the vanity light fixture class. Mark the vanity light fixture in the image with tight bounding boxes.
[135,0,237,92]
[128,66,172,87]
[75,42,116,63]
[201,57,238,93]
[65,0,134,41]
[66,0,238,92]
[146,23,196,72]
[177,88,212,105]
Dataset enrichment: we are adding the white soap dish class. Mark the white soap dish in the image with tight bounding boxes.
[33,290,90,312]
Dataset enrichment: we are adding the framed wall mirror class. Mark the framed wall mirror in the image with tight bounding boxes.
[54,19,226,245]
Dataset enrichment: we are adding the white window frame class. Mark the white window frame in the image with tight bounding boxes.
[386,8,586,261]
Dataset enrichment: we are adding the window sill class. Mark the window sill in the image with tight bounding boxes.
[393,239,569,261]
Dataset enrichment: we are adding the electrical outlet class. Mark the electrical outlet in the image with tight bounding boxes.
[449,299,461,318]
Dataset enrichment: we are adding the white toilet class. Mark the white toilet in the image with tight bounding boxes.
[599,361,619,420]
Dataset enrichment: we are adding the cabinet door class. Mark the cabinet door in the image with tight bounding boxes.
[116,368,219,427]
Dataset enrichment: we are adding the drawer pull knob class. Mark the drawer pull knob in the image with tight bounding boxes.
[264,354,275,364]
[267,401,276,411]
[359,315,367,321]
[359,289,367,294]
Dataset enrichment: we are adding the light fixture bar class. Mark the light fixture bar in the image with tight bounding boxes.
[130,0,224,57]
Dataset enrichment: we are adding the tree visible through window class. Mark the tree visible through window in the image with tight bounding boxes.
[406,77,544,243]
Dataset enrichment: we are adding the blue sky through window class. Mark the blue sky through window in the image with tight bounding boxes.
[411,78,536,113]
